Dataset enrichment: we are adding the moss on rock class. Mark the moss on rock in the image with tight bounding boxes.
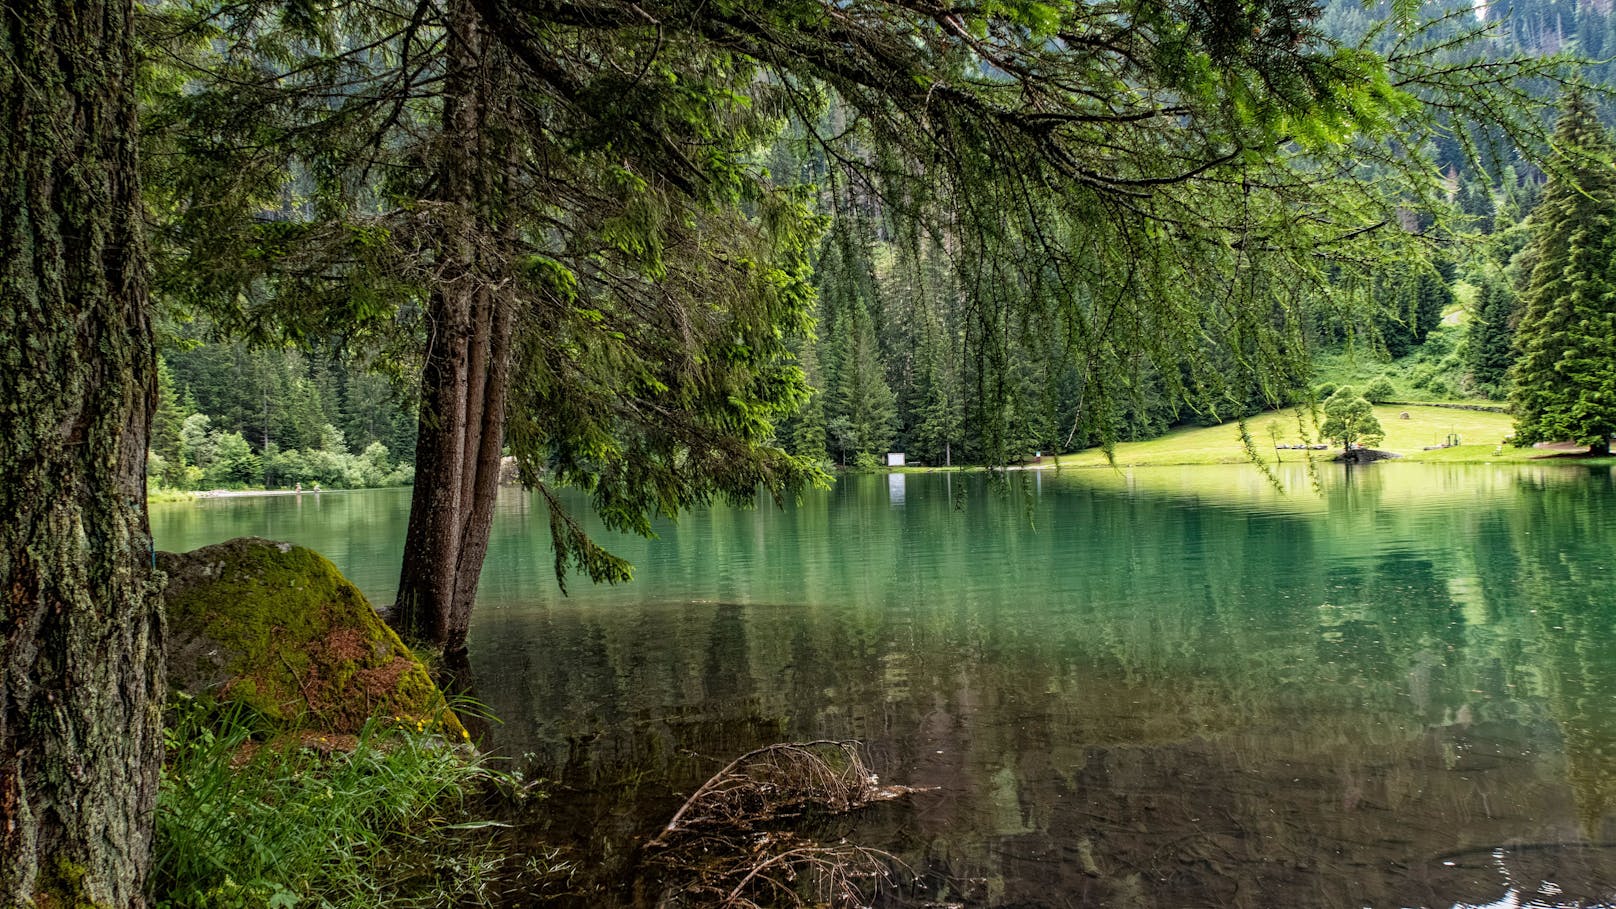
[159,538,463,738]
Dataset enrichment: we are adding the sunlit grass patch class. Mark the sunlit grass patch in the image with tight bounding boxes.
[1402,444,1541,463]
[1372,405,1513,454]
[1053,405,1523,469]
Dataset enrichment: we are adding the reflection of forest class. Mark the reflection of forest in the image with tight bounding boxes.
[152,487,416,597]
[463,467,1616,907]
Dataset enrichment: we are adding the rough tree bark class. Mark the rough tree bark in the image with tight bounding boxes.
[393,0,515,657]
[0,2,165,905]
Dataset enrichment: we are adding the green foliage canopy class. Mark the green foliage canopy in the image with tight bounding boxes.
[1321,385,1386,450]
[1467,267,1518,397]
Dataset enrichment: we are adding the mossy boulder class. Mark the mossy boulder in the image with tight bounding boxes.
[159,538,463,738]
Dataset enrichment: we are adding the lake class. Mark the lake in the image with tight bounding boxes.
[151,463,1616,908]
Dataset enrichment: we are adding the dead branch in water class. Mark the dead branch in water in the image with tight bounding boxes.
[649,740,919,847]
[643,741,928,908]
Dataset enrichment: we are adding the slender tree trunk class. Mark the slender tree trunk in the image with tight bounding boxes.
[0,2,164,905]
[393,0,514,656]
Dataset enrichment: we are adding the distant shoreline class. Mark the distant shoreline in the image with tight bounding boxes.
[193,487,348,499]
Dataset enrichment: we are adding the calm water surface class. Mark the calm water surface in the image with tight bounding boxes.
[152,464,1616,908]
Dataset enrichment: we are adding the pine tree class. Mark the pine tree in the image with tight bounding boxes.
[814,220,900,465]
[912,316,963,466]
[828,301,897,465]
[1004,332,1059,458]
[1457,178,1496,233]
[1415,270,1452,342]
[789,337,829,462]
[1373,264,1451,358]
[1467,268,1518,395]
[1510,93,1616,455]
[152,356,186,466]
[1,2,163,901]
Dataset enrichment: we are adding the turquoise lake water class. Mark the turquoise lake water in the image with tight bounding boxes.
[152,463,1616,908]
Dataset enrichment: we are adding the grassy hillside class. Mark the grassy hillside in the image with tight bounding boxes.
[1312,325,1482,405]
[1307,286,1521,408]
[1053,404,1539,468]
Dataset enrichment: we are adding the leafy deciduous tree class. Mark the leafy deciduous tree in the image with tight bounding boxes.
[1321,385,1386,451]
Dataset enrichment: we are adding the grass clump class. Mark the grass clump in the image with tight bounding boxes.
[155,696,570,909]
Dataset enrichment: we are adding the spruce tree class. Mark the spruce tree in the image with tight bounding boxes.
[1415,271,1452,343]
[1,2,164,901]
[1373,264,1450,359]
[828,301,898,465]
[1466,269,1517,396]
[1510,93,1616,455]
[789,337,829,462]
[152,357,187,467]
[1457,178,1496,233]
[912,316,964,466]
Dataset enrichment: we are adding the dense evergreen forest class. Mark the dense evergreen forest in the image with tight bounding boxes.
[148,0,1614,480]
[775,0,1616,467]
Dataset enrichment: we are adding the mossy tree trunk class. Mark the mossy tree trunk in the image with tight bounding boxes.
[393,0,515,657]
[0,1,164,905]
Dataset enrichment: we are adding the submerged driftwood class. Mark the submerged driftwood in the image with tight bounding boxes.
[643,741,927,908]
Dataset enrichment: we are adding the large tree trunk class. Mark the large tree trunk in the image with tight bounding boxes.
[393,0,514,656]
[0,2,164,905]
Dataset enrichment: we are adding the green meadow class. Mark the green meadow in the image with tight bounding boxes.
[1051,404,1545,469]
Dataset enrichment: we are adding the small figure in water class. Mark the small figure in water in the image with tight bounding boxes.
[312,482,321,494]
[294,482,302,495]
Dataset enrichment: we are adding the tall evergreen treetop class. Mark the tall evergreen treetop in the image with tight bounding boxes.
[1510,92,1616,455]
[1466,266,1517,396]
